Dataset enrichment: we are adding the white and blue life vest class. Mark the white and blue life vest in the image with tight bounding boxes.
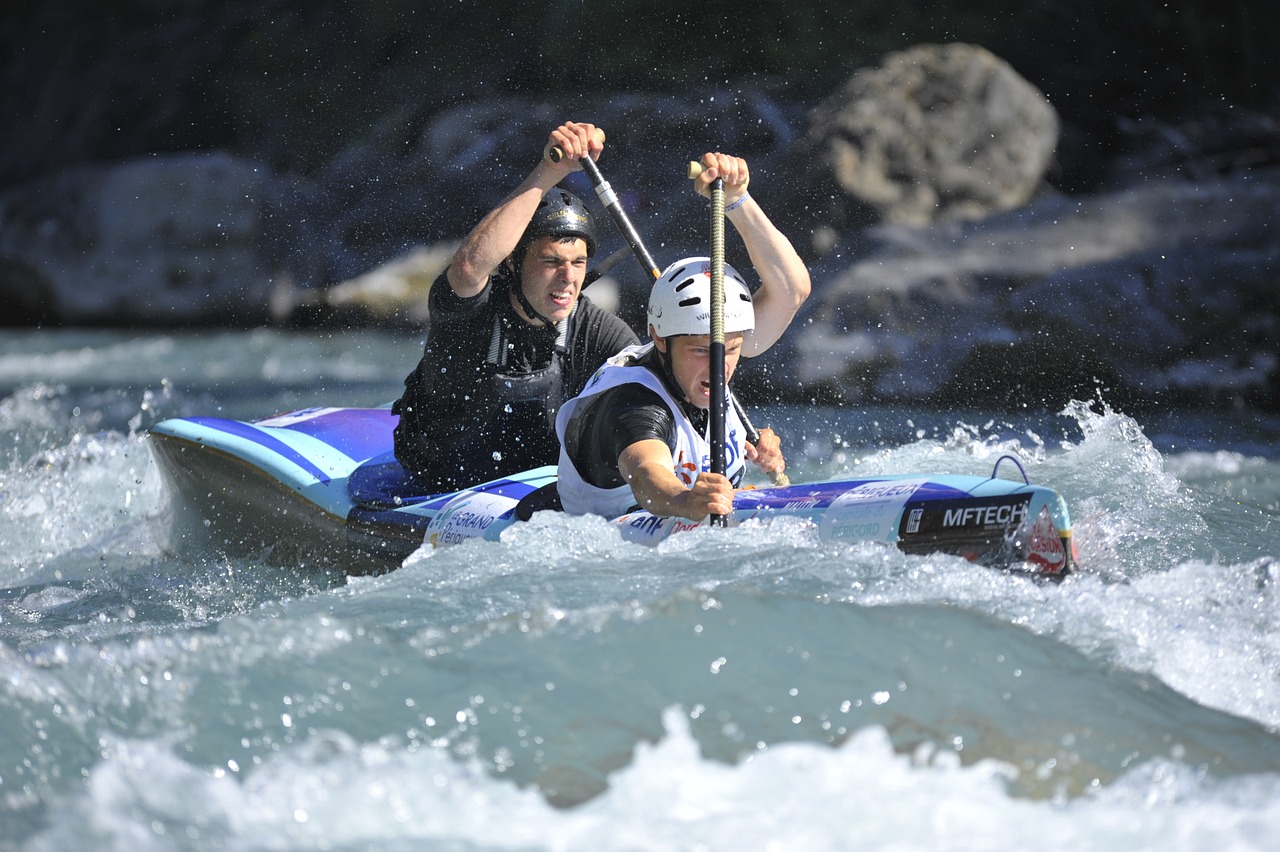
[555,343,748,518]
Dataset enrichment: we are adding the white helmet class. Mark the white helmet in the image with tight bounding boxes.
[648,256,754,338]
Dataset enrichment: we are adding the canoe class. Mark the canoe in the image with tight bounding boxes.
[148,406,1076,578]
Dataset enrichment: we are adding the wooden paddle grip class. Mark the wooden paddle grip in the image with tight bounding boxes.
[687,160,705,179]
[546,128,606,163]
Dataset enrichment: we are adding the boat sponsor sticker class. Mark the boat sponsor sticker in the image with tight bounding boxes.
[615,512,705,544]
[820,478,928,543]
[896,493,1043,564]
[899,493,1031,540]
[940,499,1029,530]
[1022,506,1068,574]
[426,492,515,546]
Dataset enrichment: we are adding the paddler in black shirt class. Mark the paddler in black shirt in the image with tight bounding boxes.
[393,122,638,490]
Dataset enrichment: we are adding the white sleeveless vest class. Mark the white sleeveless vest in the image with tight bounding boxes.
[556,343,748,518]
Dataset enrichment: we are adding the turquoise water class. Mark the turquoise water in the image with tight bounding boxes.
[2,329,1280,850]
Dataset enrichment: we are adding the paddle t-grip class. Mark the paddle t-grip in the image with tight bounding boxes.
[546,128,607,163]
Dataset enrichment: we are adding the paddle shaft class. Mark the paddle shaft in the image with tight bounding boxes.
[688,159,790,488]
[708,176,728,526]
[547,136,661,281]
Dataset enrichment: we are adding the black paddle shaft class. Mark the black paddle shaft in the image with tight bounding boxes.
[548,144,660,281]
[579,157,662,281]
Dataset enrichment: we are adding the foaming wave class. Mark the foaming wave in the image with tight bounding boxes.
[21,708,1280,852]
[0,427,166,583]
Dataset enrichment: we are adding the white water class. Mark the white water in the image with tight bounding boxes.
[2,329,1279,851]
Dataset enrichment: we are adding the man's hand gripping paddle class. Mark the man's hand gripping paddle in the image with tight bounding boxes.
[547,130,661,281]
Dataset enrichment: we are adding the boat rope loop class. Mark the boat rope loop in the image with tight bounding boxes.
[991,454,1031,484]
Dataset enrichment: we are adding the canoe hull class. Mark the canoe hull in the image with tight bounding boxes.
[147,407,1075,577]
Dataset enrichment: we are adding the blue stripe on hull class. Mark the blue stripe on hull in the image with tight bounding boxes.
[184,417,336,484]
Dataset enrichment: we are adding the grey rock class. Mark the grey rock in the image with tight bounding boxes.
[0,152,277,325]
[772,171,1280,409]
[778,43,1059,255]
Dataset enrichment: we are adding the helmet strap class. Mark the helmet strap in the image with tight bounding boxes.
[643,337,707,425]
[513,276,556,328]
[507,274,574,351]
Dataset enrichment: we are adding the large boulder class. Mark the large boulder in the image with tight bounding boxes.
[0,152,277,325]
[779,43,1059,254]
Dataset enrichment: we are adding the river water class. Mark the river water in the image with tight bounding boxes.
[2,328,1280,850]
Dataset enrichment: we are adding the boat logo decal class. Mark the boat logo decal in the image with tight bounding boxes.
[905,507,924,534]
[942,502,1029,529]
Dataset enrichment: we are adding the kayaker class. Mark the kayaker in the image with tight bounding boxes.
[392,121,639,489]
[555,257,790,522]
[395,124,809,495]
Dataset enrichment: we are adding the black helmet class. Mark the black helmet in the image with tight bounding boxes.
[519,189,597,257]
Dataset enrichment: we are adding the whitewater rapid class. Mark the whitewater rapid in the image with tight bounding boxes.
[2,329,1279,850]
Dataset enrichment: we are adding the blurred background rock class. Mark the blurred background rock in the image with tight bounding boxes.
[2,0,1276,411]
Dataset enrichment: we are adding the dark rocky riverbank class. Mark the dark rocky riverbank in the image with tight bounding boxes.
[2,1,1276,412]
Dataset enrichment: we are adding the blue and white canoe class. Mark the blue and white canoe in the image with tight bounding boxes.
[147,406,1077,578]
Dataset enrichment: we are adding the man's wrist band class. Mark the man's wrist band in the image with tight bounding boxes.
[724,193,750,213]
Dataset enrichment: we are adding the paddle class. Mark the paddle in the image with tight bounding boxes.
[706,174,729,527]
[688,160,791,489]
[546,131,661,281]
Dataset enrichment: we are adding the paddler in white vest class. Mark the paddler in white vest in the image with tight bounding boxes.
[556,257,789,521]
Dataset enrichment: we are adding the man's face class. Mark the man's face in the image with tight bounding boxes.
[518,236,589,324]
[653,332,746,409]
